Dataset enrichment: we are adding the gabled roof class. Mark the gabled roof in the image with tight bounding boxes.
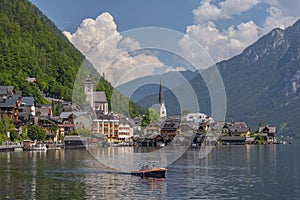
[59,112,87,119]
[94,91,107,103]
[258,126,276,134]
[21,97,35,106]
[0,99,16,108]
[119,118,133,127]
[0,86,14,95]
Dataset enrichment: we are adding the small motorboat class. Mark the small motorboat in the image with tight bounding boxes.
[131,165,167,178]
[32,144,47,151]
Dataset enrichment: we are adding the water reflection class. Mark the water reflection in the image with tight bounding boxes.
[1,143,300,199]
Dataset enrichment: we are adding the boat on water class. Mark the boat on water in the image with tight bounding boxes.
[131,165,167,178]
[32,144,47,151]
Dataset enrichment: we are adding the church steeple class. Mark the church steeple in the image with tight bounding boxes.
[159,77,167,120]
[159,77,164,105]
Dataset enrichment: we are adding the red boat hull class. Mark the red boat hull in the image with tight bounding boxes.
[131,168,167,178]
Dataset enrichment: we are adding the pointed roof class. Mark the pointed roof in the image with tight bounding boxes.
[158,77,164,105]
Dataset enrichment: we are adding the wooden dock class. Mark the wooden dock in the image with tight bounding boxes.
[0,144,23,152]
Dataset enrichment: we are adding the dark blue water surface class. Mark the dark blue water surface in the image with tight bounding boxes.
[1,141,300,199]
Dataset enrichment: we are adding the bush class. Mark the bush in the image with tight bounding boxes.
[28,125,46,141]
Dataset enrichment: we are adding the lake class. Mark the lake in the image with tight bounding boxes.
[0,141,300,199]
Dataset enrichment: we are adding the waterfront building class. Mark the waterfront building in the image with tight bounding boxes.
[222,122,251,137]
[258,125,276,143]
[92,113,119,143]
[118,118,134,142]
[132,116,143,134]
[144,122,161,135]
[161,118,180,142]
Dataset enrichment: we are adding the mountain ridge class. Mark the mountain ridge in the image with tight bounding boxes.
[137,19,300,136]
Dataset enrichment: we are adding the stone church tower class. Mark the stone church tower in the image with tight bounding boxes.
[84,77,94,109]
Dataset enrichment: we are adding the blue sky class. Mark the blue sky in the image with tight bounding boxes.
[29,0,300,86]
[29,0,199,33]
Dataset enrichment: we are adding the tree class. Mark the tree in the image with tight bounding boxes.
[142,108,160,126]
[10,130,21,142]
[28,125,46,141]
[255,134,264,144]
[182,109,190,116]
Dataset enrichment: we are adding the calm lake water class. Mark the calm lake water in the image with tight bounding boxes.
[1,141,300,199]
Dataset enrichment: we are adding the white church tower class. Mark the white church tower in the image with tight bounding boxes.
[159,77,167,120]
[84,76,94,109]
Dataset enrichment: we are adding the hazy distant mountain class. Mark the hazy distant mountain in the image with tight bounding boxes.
[138,19,300,136]
[116,70,196,103]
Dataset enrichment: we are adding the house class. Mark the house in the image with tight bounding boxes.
[222,122,251,137]
[118,118,134,142]
[186,113,213,124]
[161,118,180,142]
[178,123,195,134]
[0,98,19,122]
[64,135,87,148]
[143,122,161,135]
[135,133,164,147]
[18,97,36,125]
[92,113,119,143]
[59,112,87,134]
[0,86,14,98]
[258,126,276,143]
[132,116,143,134]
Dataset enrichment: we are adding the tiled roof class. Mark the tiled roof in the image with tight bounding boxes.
[59,112,87,119]
[21,97,35,106]
[94,91,107,103]
[0,99,16,107]
[0,86,14,94]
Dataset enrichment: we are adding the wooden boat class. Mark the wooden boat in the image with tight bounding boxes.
[131,166,167,178]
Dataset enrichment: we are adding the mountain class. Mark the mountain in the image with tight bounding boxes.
[138,19,300,136]
[0,0,143,117]
[116,70,196,103]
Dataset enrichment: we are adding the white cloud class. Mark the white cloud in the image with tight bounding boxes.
[263,6,297,34]
[179,20,259,63]
[181,0,300,64]
[193,0,260,24]
[193,0,221,24]
[220,0,260,18]
[64,12,163,86]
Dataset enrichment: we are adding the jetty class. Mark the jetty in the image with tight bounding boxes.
[0,144,23,152]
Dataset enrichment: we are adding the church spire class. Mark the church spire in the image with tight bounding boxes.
[159,76,164,105]
[159,76,167,120]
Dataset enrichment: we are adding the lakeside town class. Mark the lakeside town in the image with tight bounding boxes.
[0,77,290,152]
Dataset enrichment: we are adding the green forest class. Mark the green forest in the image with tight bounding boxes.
[0,0,143,117]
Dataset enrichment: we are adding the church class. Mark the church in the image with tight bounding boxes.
[84,77,108,115]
